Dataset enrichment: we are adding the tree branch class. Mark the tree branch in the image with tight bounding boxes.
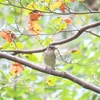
[51,21,100,45]
[86,31,100,38]
[1,48,46,55]
[2,21,100,54]
[0,2,99,15]
[0,52,100,94]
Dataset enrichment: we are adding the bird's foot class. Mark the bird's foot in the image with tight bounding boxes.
[45,67,54,74]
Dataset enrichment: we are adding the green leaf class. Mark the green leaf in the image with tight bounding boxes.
[46,76,57,86]
[16,42,24,49]
[57,22,67,32]
[43,38,52,46]
[40,6,49,11]
[64,0,70,2]
[49,17,67,32]
[50,0,62,10]
[5,15,14,23]
[43,25,55,34]
[13,88,26,97]
[50,17,62,25]
[25,54,38,63]
[44,0,51,3]
[25,2,38,15]
[0,0,5,2]
[2,42,11,49]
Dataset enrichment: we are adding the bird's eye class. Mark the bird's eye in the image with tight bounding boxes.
[51,47,55,49]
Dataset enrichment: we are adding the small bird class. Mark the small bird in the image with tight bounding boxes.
[44,45,56,70]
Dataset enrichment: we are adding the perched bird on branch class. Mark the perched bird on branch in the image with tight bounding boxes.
[44,45,56,70]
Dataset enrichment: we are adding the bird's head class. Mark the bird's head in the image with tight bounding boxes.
[47,44,56,51]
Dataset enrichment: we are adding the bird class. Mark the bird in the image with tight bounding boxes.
[44,45,56,70]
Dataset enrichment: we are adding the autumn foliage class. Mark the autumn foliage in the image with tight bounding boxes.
[64,18,72,24]
[29,10,42,21]
[10,62,24,75]
[26,0,74,36]
[0,30,16,42]
[59,3,66,12]
[28,11,42,36]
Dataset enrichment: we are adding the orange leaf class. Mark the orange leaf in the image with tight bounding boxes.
[64,18,72,24]
[10,62,24,76]
[0,30,16,42]
[29,10,42,21]
[28,21,42,36]
[70,0,75,2]
[59,3,65,13]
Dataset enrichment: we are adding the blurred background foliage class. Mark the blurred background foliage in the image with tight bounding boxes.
[0,0,100,100]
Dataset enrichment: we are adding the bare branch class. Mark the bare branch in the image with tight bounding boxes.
[86,31,100,38]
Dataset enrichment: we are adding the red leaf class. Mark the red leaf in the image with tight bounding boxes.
[64,18,72,24]
[59,3,65,13]
[0,30,16,42]
[29,10,42,21]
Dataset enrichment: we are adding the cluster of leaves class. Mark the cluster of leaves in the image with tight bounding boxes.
[26,0,73,36]
[28,10,43,35]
